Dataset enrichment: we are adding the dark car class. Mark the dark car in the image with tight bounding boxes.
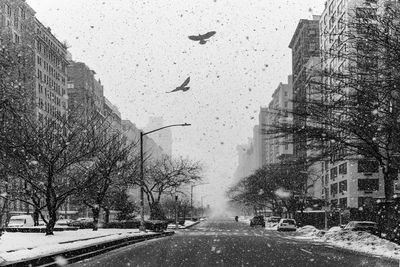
[344,221,381,236]
[250,215,265,227]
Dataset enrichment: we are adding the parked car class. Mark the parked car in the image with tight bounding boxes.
[250,215,265,227]
[267,216,282,223]
[55,219,72,226]
[145,220,168,232]
[343,221,381,236]
[277,218,297,231]
[7,215,35,228]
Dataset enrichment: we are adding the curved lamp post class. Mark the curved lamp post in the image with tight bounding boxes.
[139,123,191,231]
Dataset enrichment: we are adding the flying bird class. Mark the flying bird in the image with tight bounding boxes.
[188,31,216,45]
[167,77,190,93]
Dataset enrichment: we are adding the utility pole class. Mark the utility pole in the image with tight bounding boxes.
[175,195,179,230]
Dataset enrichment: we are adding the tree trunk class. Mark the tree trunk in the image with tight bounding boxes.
[33,209,39,226]
[383,166,396,200]
[45,187,57,236]
[104,208,110,224]
[92,206,100,231]
[46,209,57,235]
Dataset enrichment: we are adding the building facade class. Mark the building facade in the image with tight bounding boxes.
[289,16,320,160]
[265,75,294,164]
[308,0,400,209]
[0,0,70,218]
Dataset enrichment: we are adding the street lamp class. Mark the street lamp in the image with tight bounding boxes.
[139,123,191,231]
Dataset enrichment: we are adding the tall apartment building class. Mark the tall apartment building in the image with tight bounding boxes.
[289,16,320,160]
[35,19,69,121]
[67,61,104,119]
[258,107,268,167]
[104,97,122,132]
[265,75,294,164]
[308,0,400,209]
[0,1,69,217]
[233,139,257,182]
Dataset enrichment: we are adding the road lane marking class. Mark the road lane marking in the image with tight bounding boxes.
[300,248,313,255]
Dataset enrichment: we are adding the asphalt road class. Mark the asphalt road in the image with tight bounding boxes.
[70,218,399,267]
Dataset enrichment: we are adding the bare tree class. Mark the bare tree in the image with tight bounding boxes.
[76,132,139,230]
[0,109,112,235]
[132,156,202,220]
[227,159,313,217]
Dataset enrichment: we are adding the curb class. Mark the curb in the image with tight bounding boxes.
[2,231,174,267]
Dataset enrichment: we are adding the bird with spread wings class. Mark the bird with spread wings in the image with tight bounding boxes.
[188,31,216,45]
[166,77,191,93]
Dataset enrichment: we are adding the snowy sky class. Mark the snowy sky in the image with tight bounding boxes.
[27,0,325,211]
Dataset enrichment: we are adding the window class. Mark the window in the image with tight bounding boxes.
[358,160,379,173]
[14,15,18,28]
[6,4,11,17]
[358,179,379,191]
[14,33,20,44]
[330,183,338,196]
[339,180,347,193]
[330,167,338,180]
[20,8,26,19]
[338,163,347,174]
[339,197,347,209]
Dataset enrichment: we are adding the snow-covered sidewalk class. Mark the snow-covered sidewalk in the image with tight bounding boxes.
[292,225,400,260]
[0,228,157,264]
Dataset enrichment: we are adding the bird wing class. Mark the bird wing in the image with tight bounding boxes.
[180,77,190,87]
[201,31,216,39]
[188,35,201,41]
[166,88,181,93]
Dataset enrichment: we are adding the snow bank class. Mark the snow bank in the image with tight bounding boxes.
[328,226,342,233]
[297,225,318,234]
[167,220,198,229]
[0,228,148,263]
[294,228,400,260]
[265,224,278,230]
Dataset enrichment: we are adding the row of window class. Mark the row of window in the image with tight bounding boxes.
[37,69,66,95]
[4,3,26,19]
[324,159,381,182]
[327,178,379,198]
[36,39,67,74]
[36,26,64,55]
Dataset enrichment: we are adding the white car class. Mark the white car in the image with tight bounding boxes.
[277,218,297,231]
[7,215,35,227]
